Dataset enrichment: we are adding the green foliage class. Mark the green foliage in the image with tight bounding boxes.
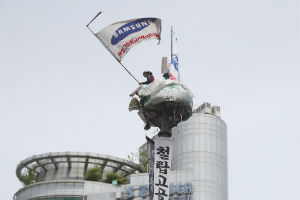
[139,149,148,173]
[127,152,138,163]
[84,166,103,181]
[104,172,128,185]
[127,149,148,173]
[20,169,38,186]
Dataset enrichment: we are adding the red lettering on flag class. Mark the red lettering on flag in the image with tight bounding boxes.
[118,33,160,58]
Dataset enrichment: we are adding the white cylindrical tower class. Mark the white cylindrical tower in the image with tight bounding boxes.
[172,103,228,200]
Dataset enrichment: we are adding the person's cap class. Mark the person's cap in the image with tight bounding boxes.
[143,71,152,76]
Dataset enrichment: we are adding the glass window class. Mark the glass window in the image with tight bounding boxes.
[39,197,83,200]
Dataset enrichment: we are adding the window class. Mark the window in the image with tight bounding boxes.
[39,197,83,200]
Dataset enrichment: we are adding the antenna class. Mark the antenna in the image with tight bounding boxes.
[171,26,173,58]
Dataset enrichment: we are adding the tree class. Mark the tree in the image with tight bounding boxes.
[127,152,138,163]
[139,149,148,173]
[104,172,128,185]
[127,150,148,173]
[84,166,103,181]
[20,169,38,186]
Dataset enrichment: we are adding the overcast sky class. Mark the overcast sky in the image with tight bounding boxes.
[0,0,299,199]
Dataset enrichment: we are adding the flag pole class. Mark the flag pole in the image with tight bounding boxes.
[171,26,173,58]
[86,13,140,84]
[87,11,102,27]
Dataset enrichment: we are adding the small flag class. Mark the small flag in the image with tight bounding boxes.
[96,18,161,62]
[168,38,180,81]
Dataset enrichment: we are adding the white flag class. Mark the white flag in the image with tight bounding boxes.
[96,18,161,62]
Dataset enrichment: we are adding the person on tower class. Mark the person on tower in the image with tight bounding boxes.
[137,71,155,130]
[163,72,170,80]
[139,71,155,85]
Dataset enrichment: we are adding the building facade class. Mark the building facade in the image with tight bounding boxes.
[14,102,227,200]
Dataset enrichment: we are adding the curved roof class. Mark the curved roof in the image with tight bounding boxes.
[16,152,143,182]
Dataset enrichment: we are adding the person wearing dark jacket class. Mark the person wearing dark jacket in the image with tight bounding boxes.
[139,71,154,130]
[139,71,155,85]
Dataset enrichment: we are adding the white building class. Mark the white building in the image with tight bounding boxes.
[14,102,228,200]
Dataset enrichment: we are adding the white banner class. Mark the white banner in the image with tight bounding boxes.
[96,18,161,62]
[154,137,172,200]
[147,136,155,200]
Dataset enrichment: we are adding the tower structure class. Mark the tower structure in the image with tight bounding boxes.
[14,102,228,200]
[172,102,228,200]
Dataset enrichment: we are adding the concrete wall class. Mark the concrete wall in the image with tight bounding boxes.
[172,113,228,200]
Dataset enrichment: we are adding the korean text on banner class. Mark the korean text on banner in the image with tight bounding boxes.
[146,137,155,200]
[96,18,161,62]
[154,137,172,200]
